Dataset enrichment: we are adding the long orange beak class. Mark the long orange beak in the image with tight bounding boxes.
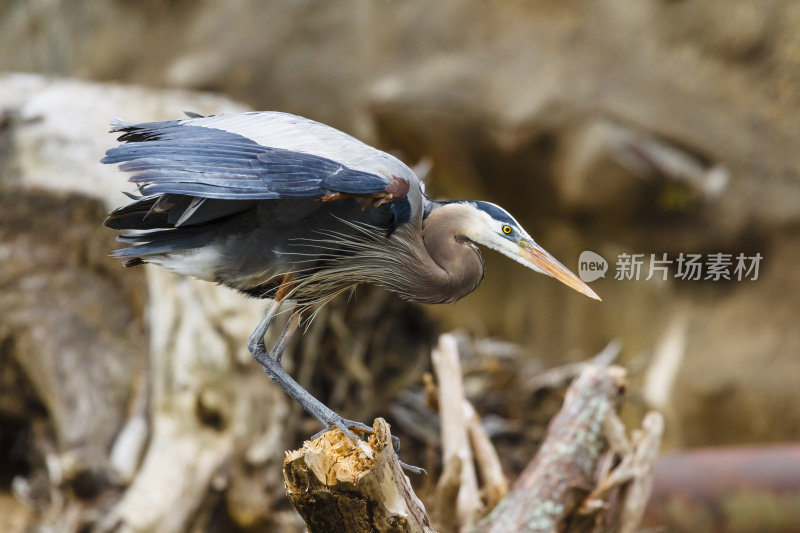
[520,240,601,301]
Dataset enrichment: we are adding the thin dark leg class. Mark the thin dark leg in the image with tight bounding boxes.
[248,299,423,473]
[248,300,374,441]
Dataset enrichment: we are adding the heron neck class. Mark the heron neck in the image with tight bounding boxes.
[417,205,486,304]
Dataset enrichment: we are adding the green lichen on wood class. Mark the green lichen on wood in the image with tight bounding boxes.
[472,366,622,533]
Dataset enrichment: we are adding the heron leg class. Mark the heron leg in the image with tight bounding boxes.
[247,296,375,441]
[249,320,370,440]
[251,318,412,462]
[247,284,413,468]
[246,299,281,356]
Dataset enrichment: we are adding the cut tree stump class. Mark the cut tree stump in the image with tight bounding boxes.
[283,418,435,533]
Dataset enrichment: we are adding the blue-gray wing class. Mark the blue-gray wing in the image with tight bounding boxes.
[102,116,410,201]
[103,112,422,261]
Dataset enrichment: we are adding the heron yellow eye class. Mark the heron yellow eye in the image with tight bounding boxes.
[502,225,512,235]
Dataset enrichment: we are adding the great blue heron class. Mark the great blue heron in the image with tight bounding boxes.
[103,111,599,448]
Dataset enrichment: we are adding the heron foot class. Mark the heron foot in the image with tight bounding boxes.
[317,416,402,451]
[312,416,424,473]
[311,416,377,443]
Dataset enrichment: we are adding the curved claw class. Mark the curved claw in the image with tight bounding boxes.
[337,418,375,438]
[399,461,427,475]
[313,417,401,450]
[310,417,370,442]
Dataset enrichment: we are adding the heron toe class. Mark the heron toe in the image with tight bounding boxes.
[311,415,426,474]
[312,416,402,450]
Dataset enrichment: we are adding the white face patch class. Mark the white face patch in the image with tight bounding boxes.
[460,204,546,275]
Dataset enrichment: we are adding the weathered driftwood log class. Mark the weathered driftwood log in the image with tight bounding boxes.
[431,334,483,530]
[1,76,298,533]
[283,357,662,533]
[472,365,627,533]
[283,418,435,533]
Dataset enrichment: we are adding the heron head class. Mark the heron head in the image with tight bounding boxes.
[456,201,601,301]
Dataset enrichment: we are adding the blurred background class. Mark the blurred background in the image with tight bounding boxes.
[0,1,799,532]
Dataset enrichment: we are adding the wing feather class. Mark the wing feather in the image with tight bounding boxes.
[102,120,404,201]
[103,111,423,254]
[184,111,418,183]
